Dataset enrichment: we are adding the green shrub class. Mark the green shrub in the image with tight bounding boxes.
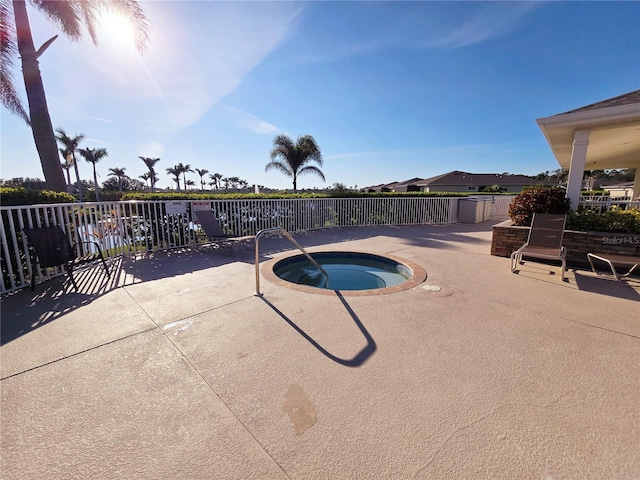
[567,208,640,234]
[0,187,76,206]
[508,187,571,226]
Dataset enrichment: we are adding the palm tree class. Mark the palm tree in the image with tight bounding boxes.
[177,163,192,189]
[108,167,129,194]
[166,166,181,190]
[2,0,149,192]
[185,179,195,190]
[58,147,72,189]
[195,168,209,191]
[138,156,160,192]
[78,147,108,202]
[208,172,223,190]
[265,134,325,192]
[55,128,85,201]
[139,172,151,189]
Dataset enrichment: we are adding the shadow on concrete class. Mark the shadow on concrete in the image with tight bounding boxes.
[1,285,99,345]
[257,222,500,257]
[573,271,640,301]
[0,248,258,345]
[1,223,498,345]
[259,291,376,367]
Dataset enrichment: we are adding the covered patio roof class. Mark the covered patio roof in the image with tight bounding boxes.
[536,90,640,206]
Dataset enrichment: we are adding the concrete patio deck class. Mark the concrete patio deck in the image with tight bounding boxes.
[1,221,639,479]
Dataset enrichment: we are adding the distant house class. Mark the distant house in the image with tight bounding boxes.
[362,181,397,193]
[391,177,423,192]
[362,177,424,193]
[415,171,541,193]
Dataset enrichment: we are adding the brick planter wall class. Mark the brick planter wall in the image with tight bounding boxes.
[491,220,640,266]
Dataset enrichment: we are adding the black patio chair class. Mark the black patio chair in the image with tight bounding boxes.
[22,225,110,291]
[193,210,254,253]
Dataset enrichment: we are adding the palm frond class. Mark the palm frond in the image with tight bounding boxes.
[298,165,326,181]
[30,0,149,53]
[29,0,84,40]
[101,0,149,53]
[265,160,293,177]
[0,0,29,123]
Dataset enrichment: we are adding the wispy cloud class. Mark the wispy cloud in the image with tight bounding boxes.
[217,104,279,134]
[137,142,165,160]
[50,2,303,135]
[291,2,542,63]
[424,2,542,49]
[88,116,114,124]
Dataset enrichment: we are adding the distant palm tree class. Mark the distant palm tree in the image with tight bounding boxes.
[59,148,72,189]
[78,147,108,202]
[185,179,195,190]
[195,168,209,191]
[55,128,85,201]
[139,172,151,189]
[138,156,160,192]
[108,167,129,193]
[208,172,223,190]
[265,134,325,192]
[177,163,192,189]
[2,0,149,192]
[166,166,181,190]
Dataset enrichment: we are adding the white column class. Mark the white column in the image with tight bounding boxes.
[566,130,590,210]
[633,168,640,201]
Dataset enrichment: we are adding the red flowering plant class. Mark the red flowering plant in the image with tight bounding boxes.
[508,187,571,226]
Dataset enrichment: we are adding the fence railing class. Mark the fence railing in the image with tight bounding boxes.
[1,196,465,293]
[578,196,640,212]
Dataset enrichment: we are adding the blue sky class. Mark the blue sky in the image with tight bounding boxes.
[1,1,639,191]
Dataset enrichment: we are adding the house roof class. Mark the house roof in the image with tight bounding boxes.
[536,89,640,171]
[416,171,537,186]
[561,90,640,114]
[394,177,424,187]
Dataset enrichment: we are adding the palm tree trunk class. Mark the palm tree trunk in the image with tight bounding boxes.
[72,157,84,201]
[92,164,101,202]
[13,0,66,192]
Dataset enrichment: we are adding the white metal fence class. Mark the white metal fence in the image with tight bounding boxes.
[578,196,640,212]
[2,196,466,293]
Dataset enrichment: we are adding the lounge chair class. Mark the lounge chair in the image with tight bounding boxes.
[510,213,567,281]
[22,225,110,291]
[587,253,640,281]
[193,210,254,252]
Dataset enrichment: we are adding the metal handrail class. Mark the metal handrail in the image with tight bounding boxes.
[254,227,329,296]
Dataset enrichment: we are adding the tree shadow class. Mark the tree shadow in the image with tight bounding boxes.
[259,291,376,367]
